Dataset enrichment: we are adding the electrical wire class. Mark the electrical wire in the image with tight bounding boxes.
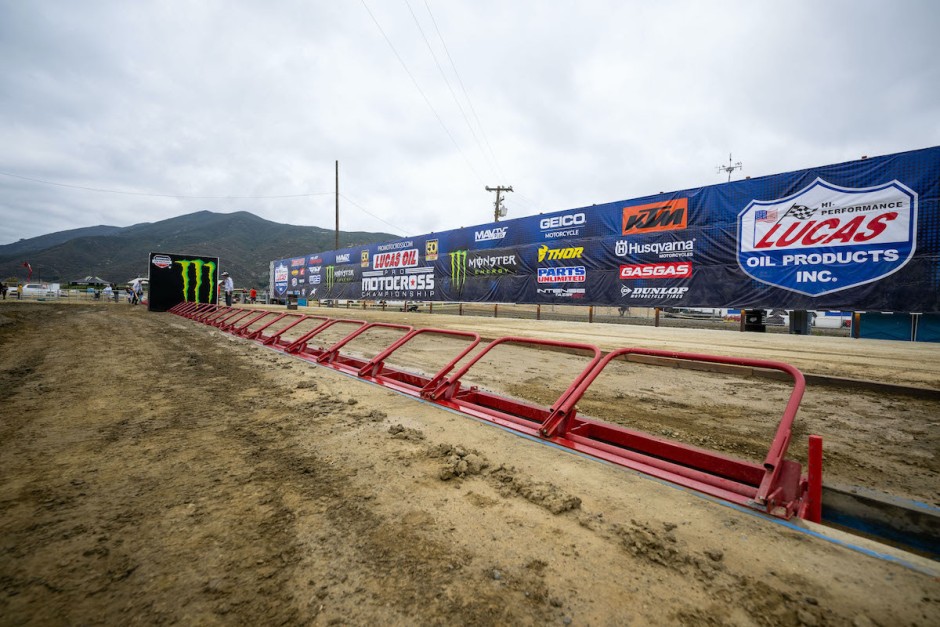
[423,0,507,182]
[404,0,499,179]
[359,0,485,185]
[0,170,334,200]
[339,193,407,236]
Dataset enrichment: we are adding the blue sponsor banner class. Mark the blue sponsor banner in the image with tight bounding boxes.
[272,146,940,312]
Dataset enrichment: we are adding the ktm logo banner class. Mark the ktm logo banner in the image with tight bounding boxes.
[622,199,687,235]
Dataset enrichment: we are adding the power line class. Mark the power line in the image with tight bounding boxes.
[424,0,507,182]
[404,0,499,179]
[338,193,407,235]
[359,0,485,184]
[0,170,333,199]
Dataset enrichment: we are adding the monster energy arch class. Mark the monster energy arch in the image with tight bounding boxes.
[148,252,220,312]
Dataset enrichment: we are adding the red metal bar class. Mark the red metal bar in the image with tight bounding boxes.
[243,312,290,340]
[285,319,367,360]
[426,337,602,412]
[265,315,330,348]
[316,322,413,368]
[229,310,273,336]
[805,435,823,523]
[168,302,192,315]
[171,302,200,316]
[194,306,229,323]
[541,347,807,516]
[356,328,481,395]
[182,303,216,319]
[256,312,308,345]
[211,308,248,328]
[217,309,256,331]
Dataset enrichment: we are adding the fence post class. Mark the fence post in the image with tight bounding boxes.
[459,303,463,316]
[494,304,498,318]
[537,304,540,321]
[429,302,433,314]
[589,306,594,323]
[654,307,660,327]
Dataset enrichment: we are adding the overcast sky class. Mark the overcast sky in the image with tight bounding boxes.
[2,0,938,245]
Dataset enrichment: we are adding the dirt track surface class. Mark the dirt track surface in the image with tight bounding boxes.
[1,302,938,626]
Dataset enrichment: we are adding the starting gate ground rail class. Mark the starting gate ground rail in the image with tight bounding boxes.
[242,311,291,341]
[356,328,483,396]
[212,308,249,328]
[424,336,604,433]
[230,310,273,336]
[540,347,809,517]
[167,307,818,519]
[262,315,331,349]
[256,312,312,345]
[218,309,257,331]
[315,322,414,374]
[283,318,368,361]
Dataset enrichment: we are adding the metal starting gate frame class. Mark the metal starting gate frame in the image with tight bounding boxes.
[166,303,823,521]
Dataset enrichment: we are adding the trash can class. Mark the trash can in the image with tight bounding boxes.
[743,309,766,332]
[789,310,812,335]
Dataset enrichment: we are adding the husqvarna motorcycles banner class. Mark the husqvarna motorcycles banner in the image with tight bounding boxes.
[148,252,220,312]
[271,146,940,312]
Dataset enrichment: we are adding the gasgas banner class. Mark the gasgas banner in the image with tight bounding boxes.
[271,146,939,312]
[148,252,219,312]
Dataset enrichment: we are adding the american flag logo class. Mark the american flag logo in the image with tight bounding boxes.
[755,209,778,222]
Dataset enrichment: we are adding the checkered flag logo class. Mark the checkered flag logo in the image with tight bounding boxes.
[783,203,816,220]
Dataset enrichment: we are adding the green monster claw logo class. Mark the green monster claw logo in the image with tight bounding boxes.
[325,265,335,290]
[174,259,217,303]
[449,250,467,290]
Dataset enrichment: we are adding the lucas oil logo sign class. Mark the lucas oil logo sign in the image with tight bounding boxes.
[738,179,917,296]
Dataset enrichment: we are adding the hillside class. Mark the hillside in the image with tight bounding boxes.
[0,211,398,289]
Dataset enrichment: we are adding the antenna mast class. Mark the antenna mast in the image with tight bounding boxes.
[717,153,743,182]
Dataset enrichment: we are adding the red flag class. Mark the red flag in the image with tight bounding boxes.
[22,262,32,282]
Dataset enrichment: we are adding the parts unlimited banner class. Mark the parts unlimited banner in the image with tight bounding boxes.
[271,146,940,312]
[149,252,220,312]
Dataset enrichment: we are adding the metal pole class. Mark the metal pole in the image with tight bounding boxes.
[335,160,339,250]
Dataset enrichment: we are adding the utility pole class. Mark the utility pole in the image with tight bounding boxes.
[335,160,339,250]
[717,153,743,182]
[485,185,513,222]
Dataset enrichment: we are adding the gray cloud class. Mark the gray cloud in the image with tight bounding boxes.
[2,0,938,246]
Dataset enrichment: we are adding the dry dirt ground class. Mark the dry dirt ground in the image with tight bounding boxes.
[1,301,938,626]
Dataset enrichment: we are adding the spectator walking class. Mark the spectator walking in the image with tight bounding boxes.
[222,272,234,307]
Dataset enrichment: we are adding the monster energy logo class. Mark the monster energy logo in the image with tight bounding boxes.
[326,265,335,290]
[449,250,467,290]
[174,259,217,303]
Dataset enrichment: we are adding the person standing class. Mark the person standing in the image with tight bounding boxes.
[222,272,234,306]
[130,278,142,305]
[249,287,257,304]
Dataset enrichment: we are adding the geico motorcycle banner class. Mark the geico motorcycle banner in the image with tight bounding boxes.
[271,146,940,312]
[148,252,220,311]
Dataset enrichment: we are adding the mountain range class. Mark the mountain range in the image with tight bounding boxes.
[0,211,398,289]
